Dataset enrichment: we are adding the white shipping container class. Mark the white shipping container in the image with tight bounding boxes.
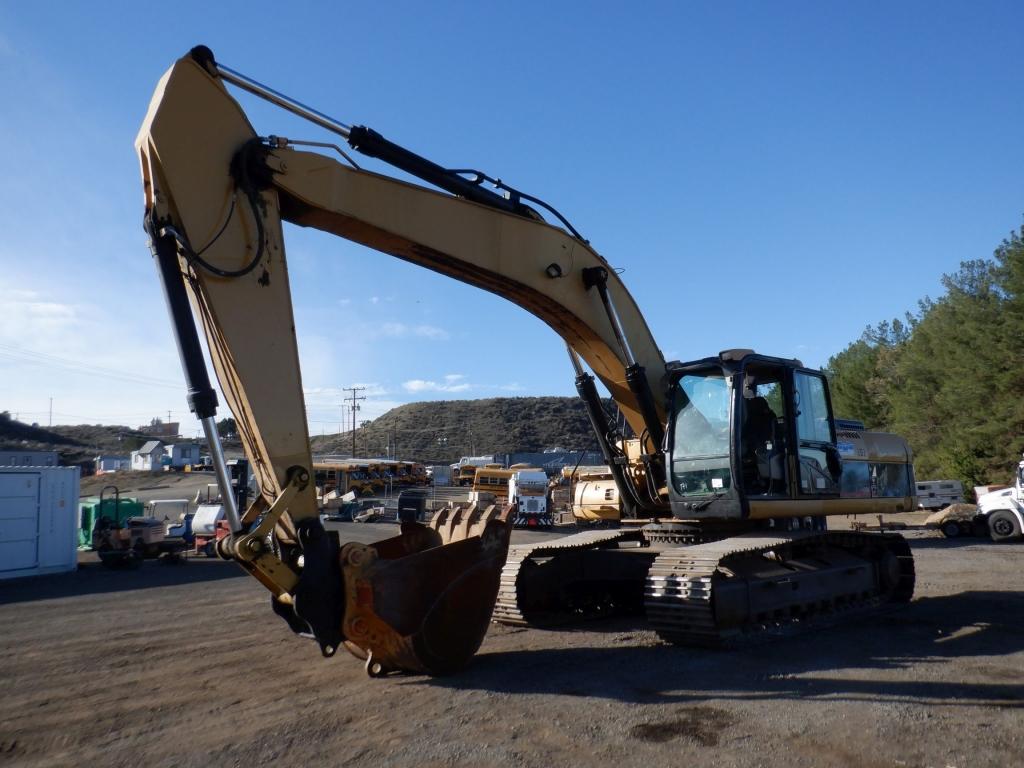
[0,466,79,579]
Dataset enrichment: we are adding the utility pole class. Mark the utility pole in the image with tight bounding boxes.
[49,397,53,427]
[342,386,366,458]
[359,420,369,457]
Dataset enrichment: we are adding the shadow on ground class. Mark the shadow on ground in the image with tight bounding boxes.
[0,557,246,605]
[903,535,996,550]
[415,590,1024,707]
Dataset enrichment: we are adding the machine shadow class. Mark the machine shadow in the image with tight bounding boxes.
[414,590,1024,707]
[901,536,994,550]
[0,557,245,605]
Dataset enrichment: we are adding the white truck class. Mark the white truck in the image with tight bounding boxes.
[509,469,551,529]
[452,456,496,486]
[976,458,1024,542]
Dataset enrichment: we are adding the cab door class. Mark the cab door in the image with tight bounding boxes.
[791,370,840,497]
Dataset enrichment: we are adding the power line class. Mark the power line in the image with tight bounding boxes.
[0,343,182,390]
[7,407,190,426]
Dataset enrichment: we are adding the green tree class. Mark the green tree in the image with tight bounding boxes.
[826,317,910,429]
[217,417,237,438]
[888,259,1007,484]
[828,219,1024,494]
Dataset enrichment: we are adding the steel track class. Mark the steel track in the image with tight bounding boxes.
[644,530,916,646]
[492,529,643,625]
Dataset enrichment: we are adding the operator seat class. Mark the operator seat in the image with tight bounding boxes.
[743,396,784,493]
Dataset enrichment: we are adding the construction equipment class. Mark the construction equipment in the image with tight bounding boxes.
[92,485,189,567]
[569,465,622,522]
[137,46,914,676]
[192,502,228,556]
[79,491,144,549]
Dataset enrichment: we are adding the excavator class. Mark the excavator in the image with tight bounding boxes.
[137,46,915,676]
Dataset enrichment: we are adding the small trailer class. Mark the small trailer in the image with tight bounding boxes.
[915,479,964,511]
[849,502,1013,541]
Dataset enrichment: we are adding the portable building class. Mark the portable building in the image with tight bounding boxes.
[95,455,130,474]
[165,443,200,469]
[0,466,79,579]
[131,441,164,471]
[0,451,59,467]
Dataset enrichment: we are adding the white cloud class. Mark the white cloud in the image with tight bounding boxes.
[304,383,390,400]
[375,322,450,341]
[0,276,192,431]
[403,378,472,393]
[0,287,79,342]
[400,373,528,395]
[337,298,351,307]
[415,325,450,340]
[369,296,380,305]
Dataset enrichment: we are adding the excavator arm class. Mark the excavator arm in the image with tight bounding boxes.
[137,47,668,674]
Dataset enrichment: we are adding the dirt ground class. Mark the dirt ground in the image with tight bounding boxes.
[80,470,222,507]
[1,524,1023,768]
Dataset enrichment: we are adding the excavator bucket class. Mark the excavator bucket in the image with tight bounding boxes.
[339,503,512,676]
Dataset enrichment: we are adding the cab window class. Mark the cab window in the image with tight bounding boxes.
[670,373,731,496]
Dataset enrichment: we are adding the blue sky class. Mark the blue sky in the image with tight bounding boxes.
[2,2,1022,439]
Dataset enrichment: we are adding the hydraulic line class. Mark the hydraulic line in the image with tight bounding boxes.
[568,346,652,517]
[188,46,582,235]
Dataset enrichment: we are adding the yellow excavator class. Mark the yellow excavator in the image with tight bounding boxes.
[137,46,914,676]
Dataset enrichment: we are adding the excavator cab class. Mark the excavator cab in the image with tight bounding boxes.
[666,350,843,521]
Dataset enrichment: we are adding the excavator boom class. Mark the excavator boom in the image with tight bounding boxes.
[137,48,667,674]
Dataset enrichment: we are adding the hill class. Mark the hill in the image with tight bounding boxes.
[0,411,152,466]
[310,396,612,463]
[1,396,613,467]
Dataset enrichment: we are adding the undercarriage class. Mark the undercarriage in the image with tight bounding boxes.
[494,524,915,645]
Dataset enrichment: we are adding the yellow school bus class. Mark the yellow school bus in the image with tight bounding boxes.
[313,460,377,499]
[470,466,515,501]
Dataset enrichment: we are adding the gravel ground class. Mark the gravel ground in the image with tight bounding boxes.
[1,525,1022,768]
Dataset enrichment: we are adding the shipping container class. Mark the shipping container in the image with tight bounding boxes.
[0,466,79,579]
